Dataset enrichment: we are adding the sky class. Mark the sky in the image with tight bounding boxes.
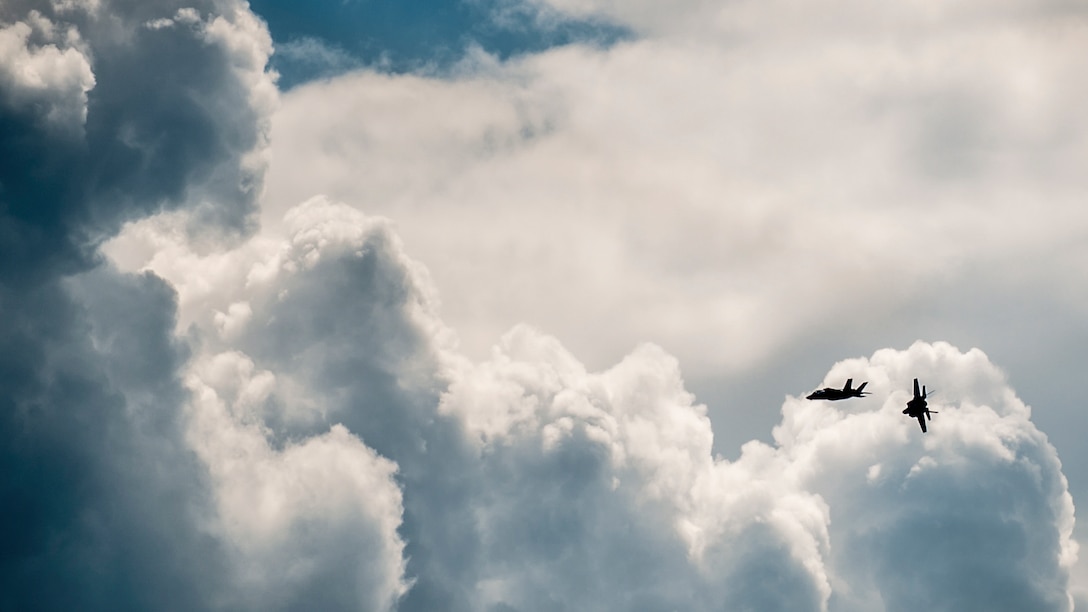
[2,0,1086,610]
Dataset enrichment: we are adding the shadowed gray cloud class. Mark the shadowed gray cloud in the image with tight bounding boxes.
[1,0,273,609]
[0,0,268,283]
[0,270,230,611]
[225,216,485,611]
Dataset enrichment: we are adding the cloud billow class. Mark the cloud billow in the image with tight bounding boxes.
[787,344,1076,611]
[0,269,231,610]
[167,196,833,610]
[0,0,275,609]
[0,0,272,283]
[154,193,1076,610]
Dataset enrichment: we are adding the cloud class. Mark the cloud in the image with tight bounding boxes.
[0,11,94,131]
[0,0,276,609]
[0,267,231,610]
[2,0,1082,610]
[114,193,1077,610]
[444,329,1076,611]
[261,4,1088,384]
[186,354,410,610]
[0,0,275,285]
[117,196,830,610]
[783,343,1077,611]
[256,6,1088,567]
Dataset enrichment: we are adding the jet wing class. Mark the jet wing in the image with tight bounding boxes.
[913,378,921,399]
[917,415,927,433]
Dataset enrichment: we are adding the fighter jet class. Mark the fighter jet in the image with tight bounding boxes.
[902,378,937,433]
[806,378,870,401]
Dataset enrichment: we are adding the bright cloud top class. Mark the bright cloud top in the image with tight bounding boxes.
[0,10,94,130]
[114,194,1077,611]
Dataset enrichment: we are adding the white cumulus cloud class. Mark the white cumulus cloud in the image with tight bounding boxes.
[110,194,1078,611]
[0,11,94,131]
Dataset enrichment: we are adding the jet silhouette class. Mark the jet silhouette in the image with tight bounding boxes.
[806,378,869,401]
[902,378,937,432]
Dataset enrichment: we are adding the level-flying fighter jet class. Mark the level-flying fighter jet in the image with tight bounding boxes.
[806,378,870,401]
[902,378,937,432]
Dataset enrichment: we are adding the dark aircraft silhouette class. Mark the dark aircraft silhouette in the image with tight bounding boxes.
[903,378,937,432]
[806,378,870,401]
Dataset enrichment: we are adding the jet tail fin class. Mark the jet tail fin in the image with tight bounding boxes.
[856,382,868,393]
[843,378,853,391]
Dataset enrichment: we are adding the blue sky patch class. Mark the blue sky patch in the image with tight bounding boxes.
[250,0,629,88]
